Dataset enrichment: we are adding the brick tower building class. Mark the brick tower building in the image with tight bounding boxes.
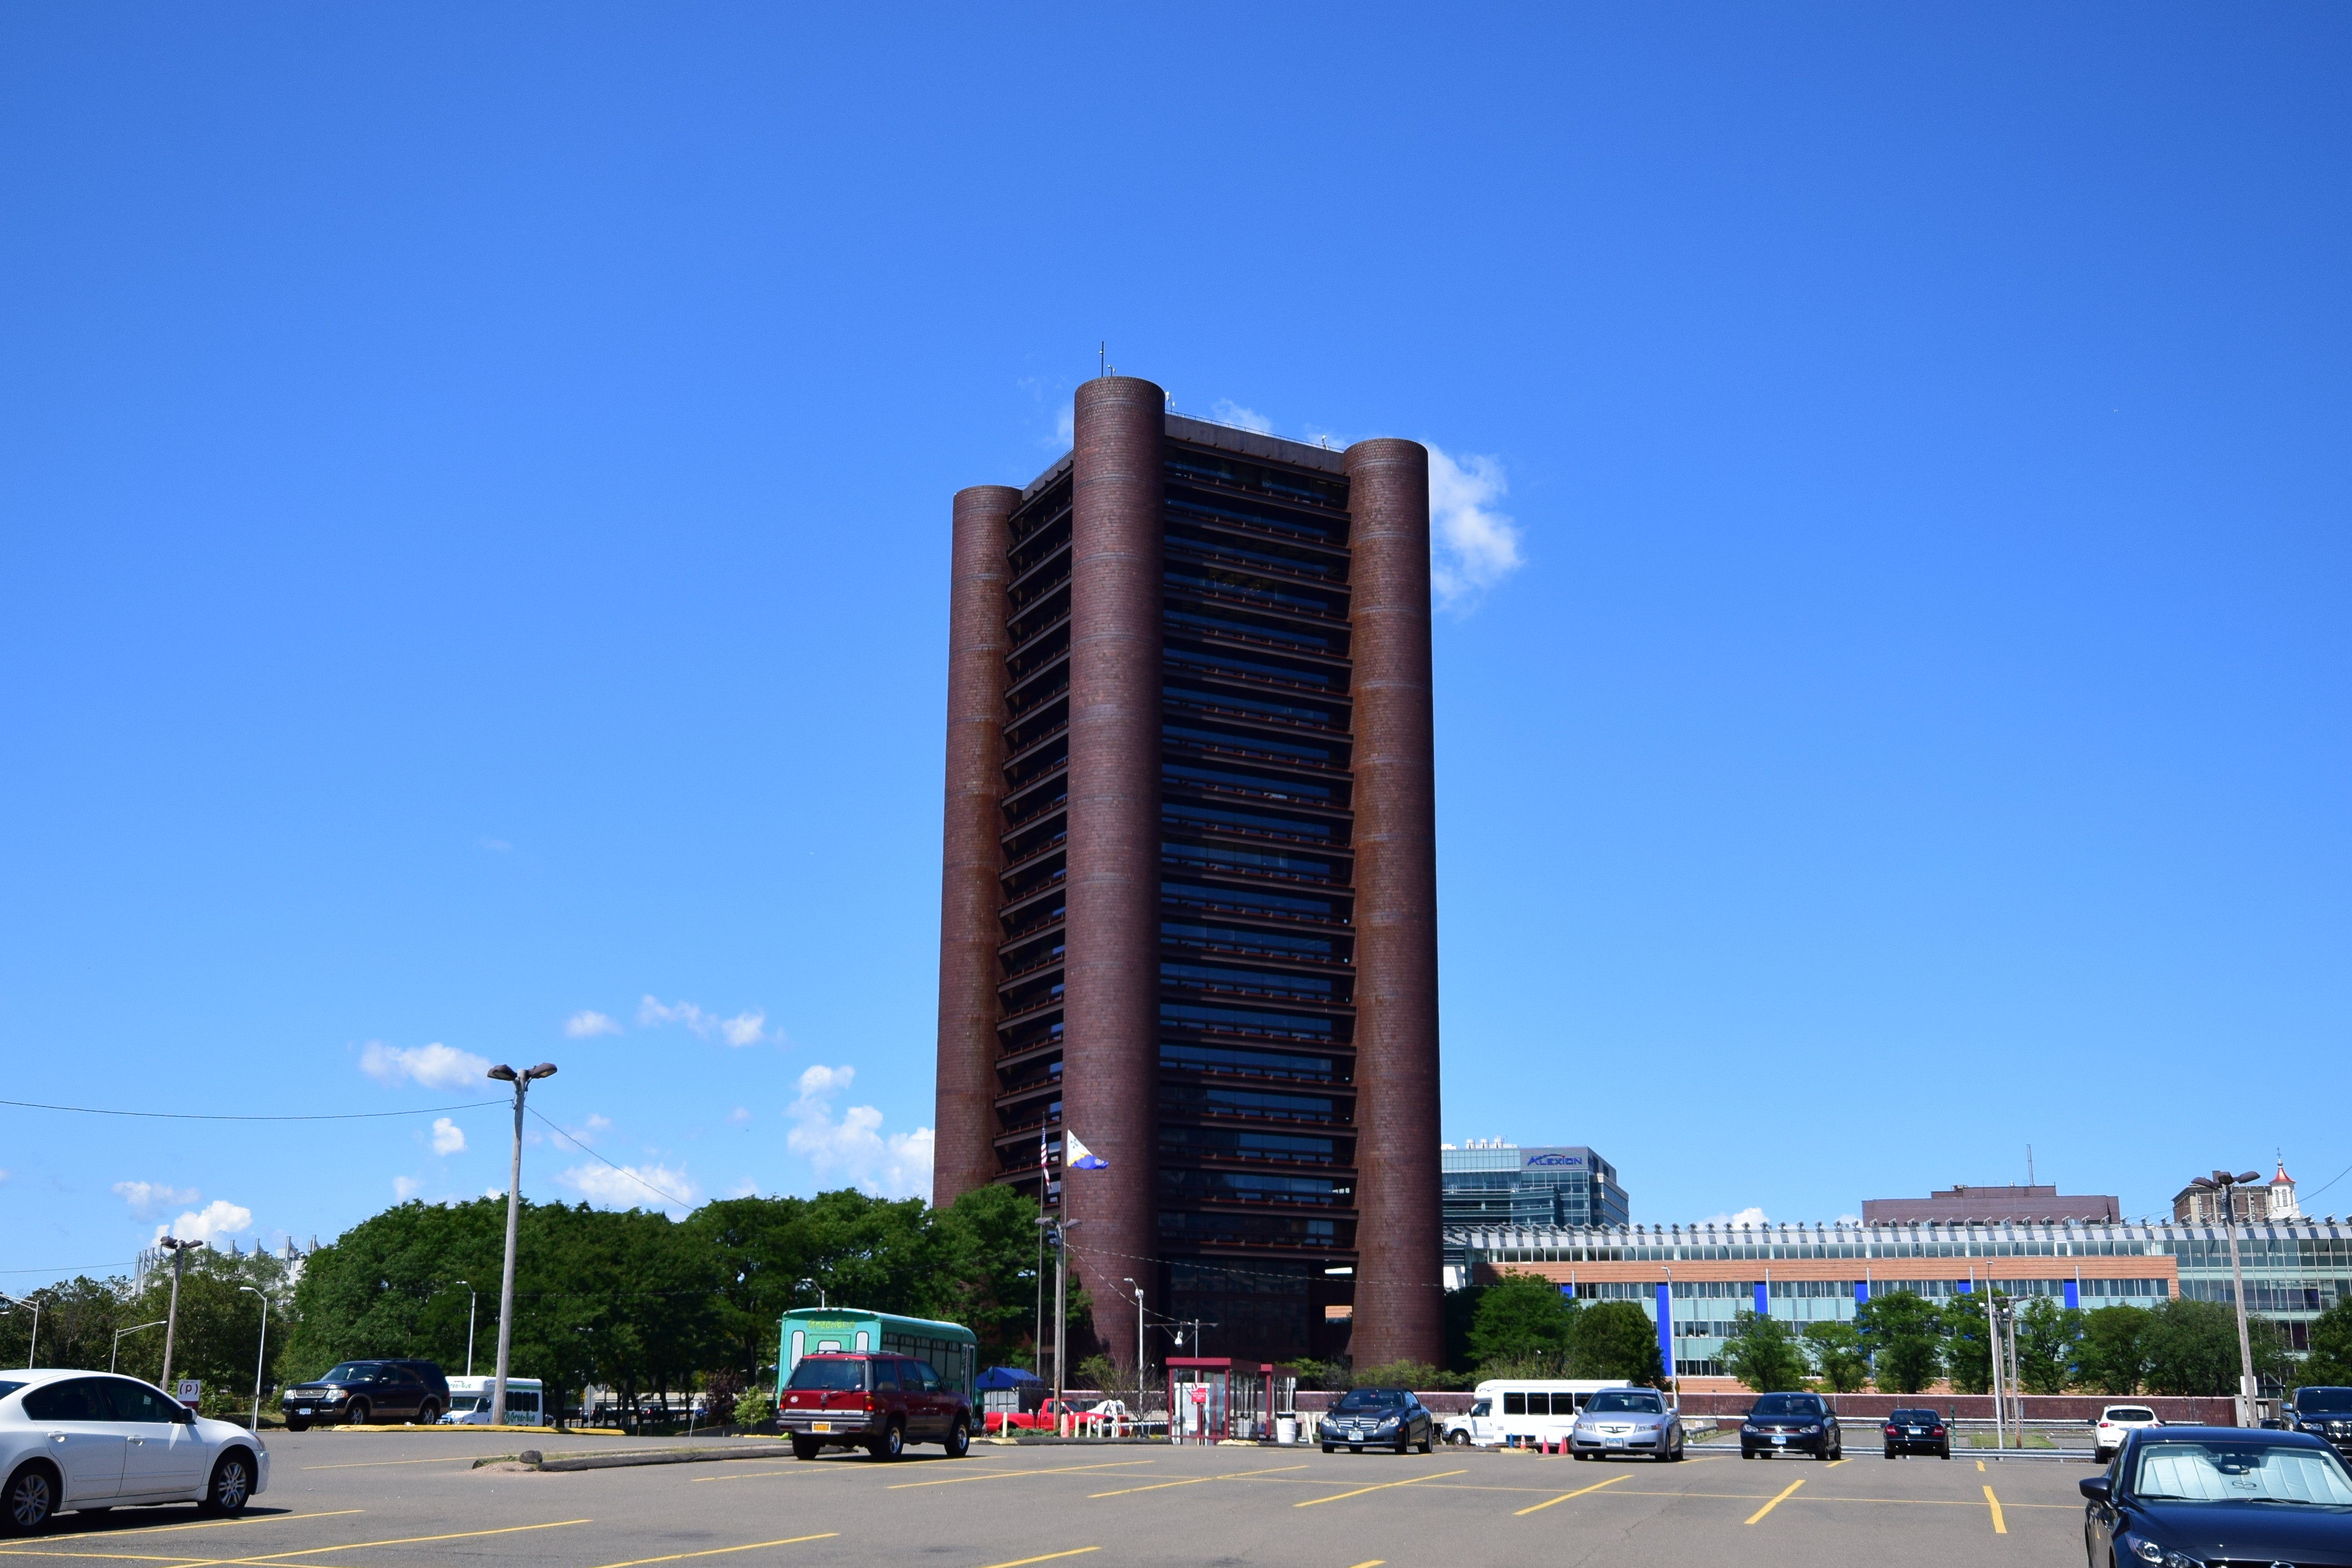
[933,376,1441,1373]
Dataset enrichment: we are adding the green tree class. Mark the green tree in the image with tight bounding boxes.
[920,1183,1043,1369]
[2297,1296,2352,1388]
[1573,1301,1664,1386]
[2076,1305,2152,1394]
[1443,1286,1485,1375]
[1855,1291,1942,1393]
[1468,1276,1579,1375]
[1803,1320,1869,1392]
[2139,1298,2294,1396]
[1718,1310,1810,1393]
[2014,1297,2085,1394]
[1942,1292,1997,1394]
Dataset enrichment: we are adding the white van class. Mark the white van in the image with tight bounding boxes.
[438,1376,546,1426]
[1443,1380,1637,1448]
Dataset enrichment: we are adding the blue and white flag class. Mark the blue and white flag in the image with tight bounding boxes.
[1065,1133,1108,1170]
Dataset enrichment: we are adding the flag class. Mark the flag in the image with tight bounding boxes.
[1065,1133,1108,1170]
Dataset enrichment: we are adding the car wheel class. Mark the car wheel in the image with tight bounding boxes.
[1939,1445,1951,1460]
[345,1400,370,1427]
[200,1451,254,1517]
[1447,1430,1469,1447]
[790,1436,819,1462]
[1418,1434,1433,1455]
[284,1418,310,1433]
[871,1421,905,1462]
[417,1400,440,1426]
[1349,1446,1362,1455]
[2,1463,57,1537]
[1321,1443,1333,1454]
[945,1417,970,1459]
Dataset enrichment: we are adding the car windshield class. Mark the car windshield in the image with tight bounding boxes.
[1334,1389,1406,1411]
[1751,1395,1821,1417]
[785,1359,866,1392]
[2105,1408,2157,1423]
[321,1363,378,1383]
[1586,1391,1663,1414]
[1469,1400,1490,1416]
[2132,1441,2352,1505]
[2297,1389,2352,1413]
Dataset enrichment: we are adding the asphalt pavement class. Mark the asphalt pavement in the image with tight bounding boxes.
[2,1425,2094,1567]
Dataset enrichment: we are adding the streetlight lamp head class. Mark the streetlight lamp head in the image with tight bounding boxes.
[2191,1178,2218,1191]
[487,1065,519,1082]
[2235,1172,2261,1186]
[526,1063,558,1080]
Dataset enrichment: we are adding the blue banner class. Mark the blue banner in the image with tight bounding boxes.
[1854,1279,1870,1305]
[2064,1280,2080,1311]
[1656,1283,1675,1381]
[1754,1281,1769,1317]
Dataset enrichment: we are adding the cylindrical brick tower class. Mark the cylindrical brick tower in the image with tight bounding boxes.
[1343,438,1443,1369]
[1062,376,1166,1367]
[933,484,1020,1209]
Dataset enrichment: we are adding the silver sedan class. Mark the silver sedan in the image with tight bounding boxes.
[1569,1387,1686,1461]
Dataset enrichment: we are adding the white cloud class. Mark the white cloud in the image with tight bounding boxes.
[635,996,775,1046]
[564,1010,622,1038]
[558,1161,701,1213]
[728,1178,759,1198]
[583,1113,612,1134]
[1211,399,1274,435]
[1698,1207,1773,1230]
[156,1199,252,1245]
[727,1107,752,1126]
[430,1118,467,1156]
[113,1181,200,1218]
[360,1040,494,1090]
[393,1176,423,1201]
[785,1064,934,1200]
[1426,445,1525,608]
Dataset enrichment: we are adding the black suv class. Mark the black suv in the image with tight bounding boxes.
[279,1360,449,1430]
[1740,1392,1842,1459]
[2283,1386,2352,1459]
[1880,1406,1951,1459]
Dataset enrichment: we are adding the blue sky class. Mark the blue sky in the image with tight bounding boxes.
[3,4,2347,1284]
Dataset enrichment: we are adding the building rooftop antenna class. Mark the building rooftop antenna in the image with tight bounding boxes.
[1099,341,1106,379]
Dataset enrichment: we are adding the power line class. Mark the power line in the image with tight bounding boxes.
[529,1108,698,1210]
[0,1096,505,1122]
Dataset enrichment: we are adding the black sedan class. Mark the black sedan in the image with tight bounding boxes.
[2283,1385,2352,1461]
[1318,1388,1435,1454]
[1740,1392,1842,1459]
[2083,1426,2352,1568]
[1881,1407,1951,1459]
[278,1360,444,1430]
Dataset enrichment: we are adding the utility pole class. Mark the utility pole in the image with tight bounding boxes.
[1123,1278,1146,1408]
[156,1237,207,1393]
[485,1061,558,1427]
[1985,1291,2005,1451]
[2190,1168,2265,1426]
[0,1294,37,1368]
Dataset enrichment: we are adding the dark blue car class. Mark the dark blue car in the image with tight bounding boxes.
[2081,1425,2352,1568]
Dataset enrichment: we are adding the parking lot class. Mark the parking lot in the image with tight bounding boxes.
[4,1428,2092,1568]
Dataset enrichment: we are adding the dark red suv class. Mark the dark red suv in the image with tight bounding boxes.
[778,1353,972,1461]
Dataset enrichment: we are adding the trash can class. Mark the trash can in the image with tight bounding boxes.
[1276,1417,1297,1446]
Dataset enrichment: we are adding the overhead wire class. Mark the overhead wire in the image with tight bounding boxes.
[0,1095,505,1122]
[529,1107,698,1210]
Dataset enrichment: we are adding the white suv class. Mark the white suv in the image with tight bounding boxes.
[2090,1404,2160,1463]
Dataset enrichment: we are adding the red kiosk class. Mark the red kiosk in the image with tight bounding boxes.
[1166,1358,1298,1444]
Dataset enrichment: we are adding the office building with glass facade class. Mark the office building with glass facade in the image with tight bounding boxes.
[1457,1217,2352,1385]
[1442,1144,1628,1232]
[933,378,1443,1372]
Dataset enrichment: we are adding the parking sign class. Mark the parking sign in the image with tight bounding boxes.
[176,1379,201,1407]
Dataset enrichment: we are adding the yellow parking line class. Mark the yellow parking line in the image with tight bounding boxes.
[1088,1465,1306,1498]
[969,1551,1098,1568]
[1346,1561,1386,1567]
[576,1533,838,1568]
[1744,1477,1805,1525]
[1823,1458,1849,1468]
[1513,1473,1629,1516]
[1295,1468,1467,1508]
[1976,1459,1985,1472]
[690,1471,794,1483]
[1983,1484,2007,1535]
[223,1517,593,1562]
[888,1461,1152,1490]
[45,1512,365,1542]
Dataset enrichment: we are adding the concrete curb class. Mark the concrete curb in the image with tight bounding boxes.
[477,1441,789,1472]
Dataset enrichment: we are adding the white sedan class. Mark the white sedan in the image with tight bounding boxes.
[2,1369,268,1534]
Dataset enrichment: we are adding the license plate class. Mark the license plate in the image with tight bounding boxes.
[811,1422,832,1433]
[1907,1428,1923,1435]
[297,1408,312,1415]
[1605,1437,1626,1448]
[1771,1434,1787,1445]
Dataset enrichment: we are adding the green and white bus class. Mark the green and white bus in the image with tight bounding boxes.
[776,1308,977,1403]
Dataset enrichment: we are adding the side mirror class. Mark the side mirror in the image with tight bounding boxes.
[2079,1477,2110,1502]
[175,1404,197,1426]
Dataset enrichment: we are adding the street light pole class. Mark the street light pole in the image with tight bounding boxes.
[1123,1279,1145,1408]
[485,1061,558,1428]
[112,1320,166,1374]
[2191,1169,2265,1426]
[451,1281,477,1378]
[156,1237,208,1393]
[0,1294,37,1368]
[239,1286,268,1432]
